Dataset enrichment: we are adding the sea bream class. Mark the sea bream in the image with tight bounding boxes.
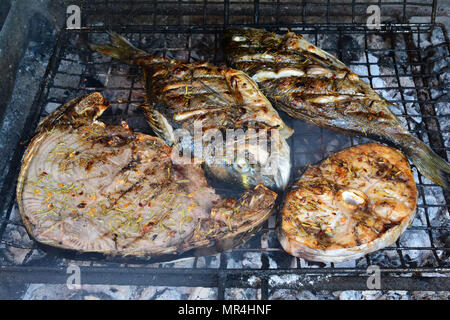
[90,33,293,190]
[279,144,418,262]
[223,28,450,187]
[16,93,278,256]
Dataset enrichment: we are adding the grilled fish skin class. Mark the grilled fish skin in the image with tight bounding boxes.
[223,28,450,187]
[16,93,277,257]
[278,144,418,263]
[90,32,293,191]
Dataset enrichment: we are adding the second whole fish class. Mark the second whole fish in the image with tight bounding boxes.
[223,28,450,187]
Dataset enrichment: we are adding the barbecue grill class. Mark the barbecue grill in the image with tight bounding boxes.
[0,0,448,299]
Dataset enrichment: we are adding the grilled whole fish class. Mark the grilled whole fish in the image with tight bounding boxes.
[278,144,418,262]
[16,93,278,257]
[90,33,293,190]
[223,28,450,187]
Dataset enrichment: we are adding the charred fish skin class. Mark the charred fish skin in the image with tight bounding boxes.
[278,144,418,263]
[223,28,450,188]
[16,92,278,257]
[90,32,293,191]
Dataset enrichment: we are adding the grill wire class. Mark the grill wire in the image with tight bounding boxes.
[0,0,448,298]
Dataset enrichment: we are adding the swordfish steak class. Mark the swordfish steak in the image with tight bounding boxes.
[279,144,418,262]
[16,93,277,257]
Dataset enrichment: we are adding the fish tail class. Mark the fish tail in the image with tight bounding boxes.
[89,32,147,64]
[400,134,450,187]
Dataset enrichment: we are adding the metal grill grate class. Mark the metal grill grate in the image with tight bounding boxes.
[0,1,449,298]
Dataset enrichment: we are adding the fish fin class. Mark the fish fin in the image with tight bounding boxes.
[283,31,349,70]
[89,32,148,64]
[36,92,109,133]
[279,123,294,139]
[140,104,176,145]
[403,136,450,187]
[198,79,233,107]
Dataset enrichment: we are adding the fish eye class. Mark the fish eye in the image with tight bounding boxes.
[233,157,250,172]
[232,35,247,42]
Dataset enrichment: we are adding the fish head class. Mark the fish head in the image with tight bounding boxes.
[204,129,291,191]
[222,69,294,141]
